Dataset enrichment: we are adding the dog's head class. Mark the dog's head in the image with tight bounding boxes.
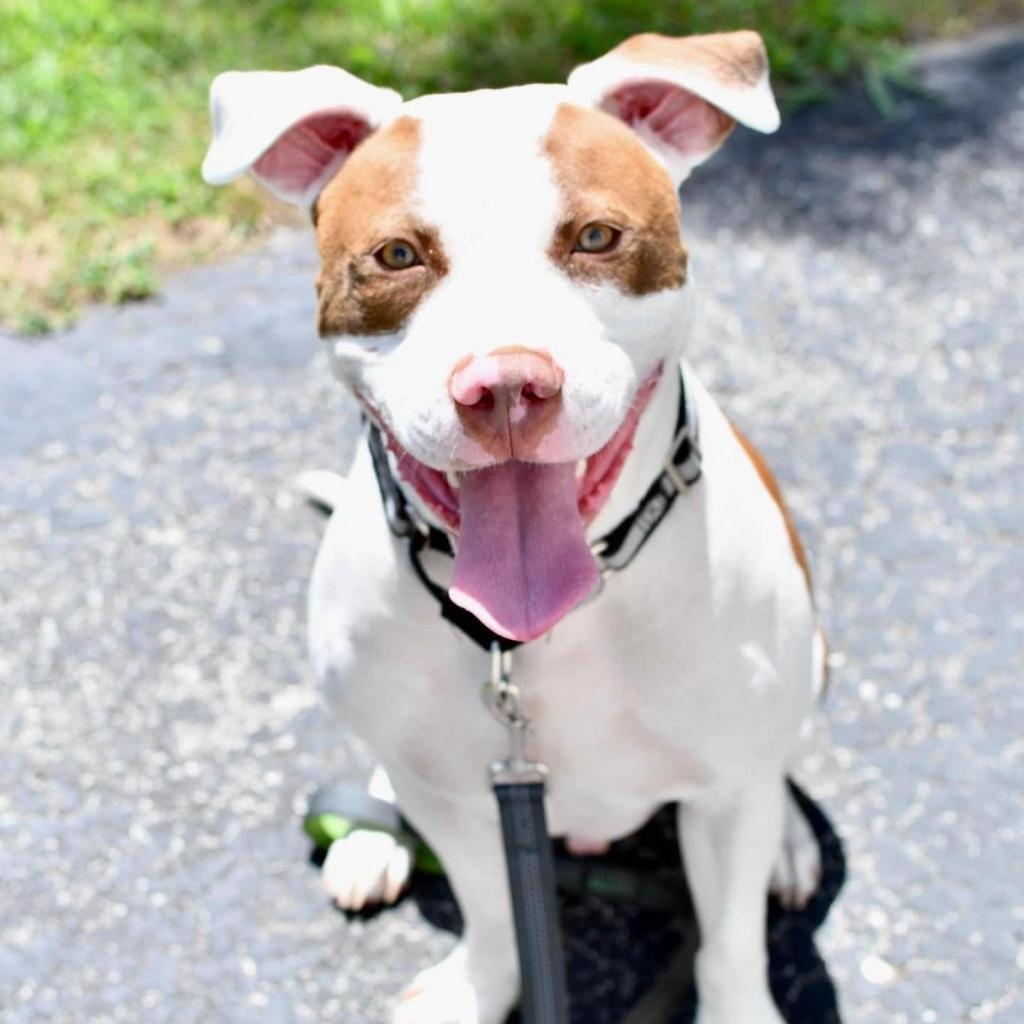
[203,32,778,640]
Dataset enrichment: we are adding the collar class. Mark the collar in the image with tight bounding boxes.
[366,365,702,651]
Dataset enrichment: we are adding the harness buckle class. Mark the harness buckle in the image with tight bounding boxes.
[663,423,702,494]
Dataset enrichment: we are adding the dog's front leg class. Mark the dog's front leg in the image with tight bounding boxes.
[390,772,519,1024]
[678,776,787,1024]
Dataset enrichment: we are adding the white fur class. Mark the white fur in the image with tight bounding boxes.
[208,38,821,1024]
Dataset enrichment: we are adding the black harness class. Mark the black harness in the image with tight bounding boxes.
[366,366,703,652]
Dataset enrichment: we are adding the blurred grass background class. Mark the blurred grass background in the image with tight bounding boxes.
[2,0,1020,334]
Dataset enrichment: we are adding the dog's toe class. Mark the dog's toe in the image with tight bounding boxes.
[322,829,412,911]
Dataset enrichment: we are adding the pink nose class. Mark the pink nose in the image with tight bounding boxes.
[449,347,564,458]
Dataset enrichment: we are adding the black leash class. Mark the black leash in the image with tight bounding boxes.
[494,780,569,1021]
[485,646,570,1024]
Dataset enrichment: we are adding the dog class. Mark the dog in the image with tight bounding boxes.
[203,29,826,1024]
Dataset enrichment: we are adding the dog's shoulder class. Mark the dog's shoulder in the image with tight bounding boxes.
[686,373,813,605]
[728,422,812,592]
[307,445,407,634]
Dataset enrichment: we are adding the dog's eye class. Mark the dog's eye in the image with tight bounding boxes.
[376,239,421,270]
[574,222,621,254]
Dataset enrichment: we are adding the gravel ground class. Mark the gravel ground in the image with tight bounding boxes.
[2,29,1022,1024]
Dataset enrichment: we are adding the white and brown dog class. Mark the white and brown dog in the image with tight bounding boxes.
[204,29,827,1024]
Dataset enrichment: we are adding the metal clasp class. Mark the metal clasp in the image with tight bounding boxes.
[663,423,702,493]
[483,643,547,786]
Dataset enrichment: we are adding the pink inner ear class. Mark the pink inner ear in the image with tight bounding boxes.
[602,81,733,163]
[253,111,371,200]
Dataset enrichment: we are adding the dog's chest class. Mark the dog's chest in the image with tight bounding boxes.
[527,672,715,840]
[324,605,719,842]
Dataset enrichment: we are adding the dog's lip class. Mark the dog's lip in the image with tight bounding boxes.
[366,365,663,533]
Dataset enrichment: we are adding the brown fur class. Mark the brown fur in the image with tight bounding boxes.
[314,116,448,337]
[544,104,688,297]
[731,424,813,594]
[615,31,767,89]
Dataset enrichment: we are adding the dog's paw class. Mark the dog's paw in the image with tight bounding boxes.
[322,829,412,911]
[393,946,515,1024]
[769,790,821,909]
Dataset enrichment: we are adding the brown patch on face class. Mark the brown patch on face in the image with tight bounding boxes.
[544,103,687,297]
[615,31,767,89]
[314,116,447,337]
[731,423,813,596]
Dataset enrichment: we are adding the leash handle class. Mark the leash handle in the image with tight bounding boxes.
[493,780,570,1024]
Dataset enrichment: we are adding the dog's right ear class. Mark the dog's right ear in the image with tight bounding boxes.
[201,66,403,208]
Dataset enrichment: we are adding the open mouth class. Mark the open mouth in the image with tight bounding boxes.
[371,366,663,642]
[382,368,662,533]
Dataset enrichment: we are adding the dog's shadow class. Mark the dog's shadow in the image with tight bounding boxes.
[408,782,845,1024]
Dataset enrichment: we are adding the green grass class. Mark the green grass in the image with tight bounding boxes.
[2,0,1019,333]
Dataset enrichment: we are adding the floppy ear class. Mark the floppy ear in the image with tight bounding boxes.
[201,65,403,207]
[567,31,780,186]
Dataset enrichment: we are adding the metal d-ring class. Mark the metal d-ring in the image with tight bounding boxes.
[483,643,521,726]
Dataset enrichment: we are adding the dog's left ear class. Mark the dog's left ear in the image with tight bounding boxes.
[201,65,403,207]
[567,31,780,186]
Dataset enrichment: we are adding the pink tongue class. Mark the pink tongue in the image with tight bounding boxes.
[449,461,599,642]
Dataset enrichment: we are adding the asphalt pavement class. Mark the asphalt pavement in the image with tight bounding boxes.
[1,28,1022,1024]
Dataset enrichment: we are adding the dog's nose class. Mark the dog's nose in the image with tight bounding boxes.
[450,349,562,409]
[449,347,563,458]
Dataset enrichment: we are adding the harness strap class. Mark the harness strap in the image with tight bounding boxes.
[593,366,702,570]
[369,425,517,650]
[408,530,522,652]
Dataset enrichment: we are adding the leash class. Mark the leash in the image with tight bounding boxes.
[483,642,699,1024]
[484,644,569,1024]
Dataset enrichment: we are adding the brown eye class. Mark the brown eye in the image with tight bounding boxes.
[375,239,420,270]
[574,222,621,254]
